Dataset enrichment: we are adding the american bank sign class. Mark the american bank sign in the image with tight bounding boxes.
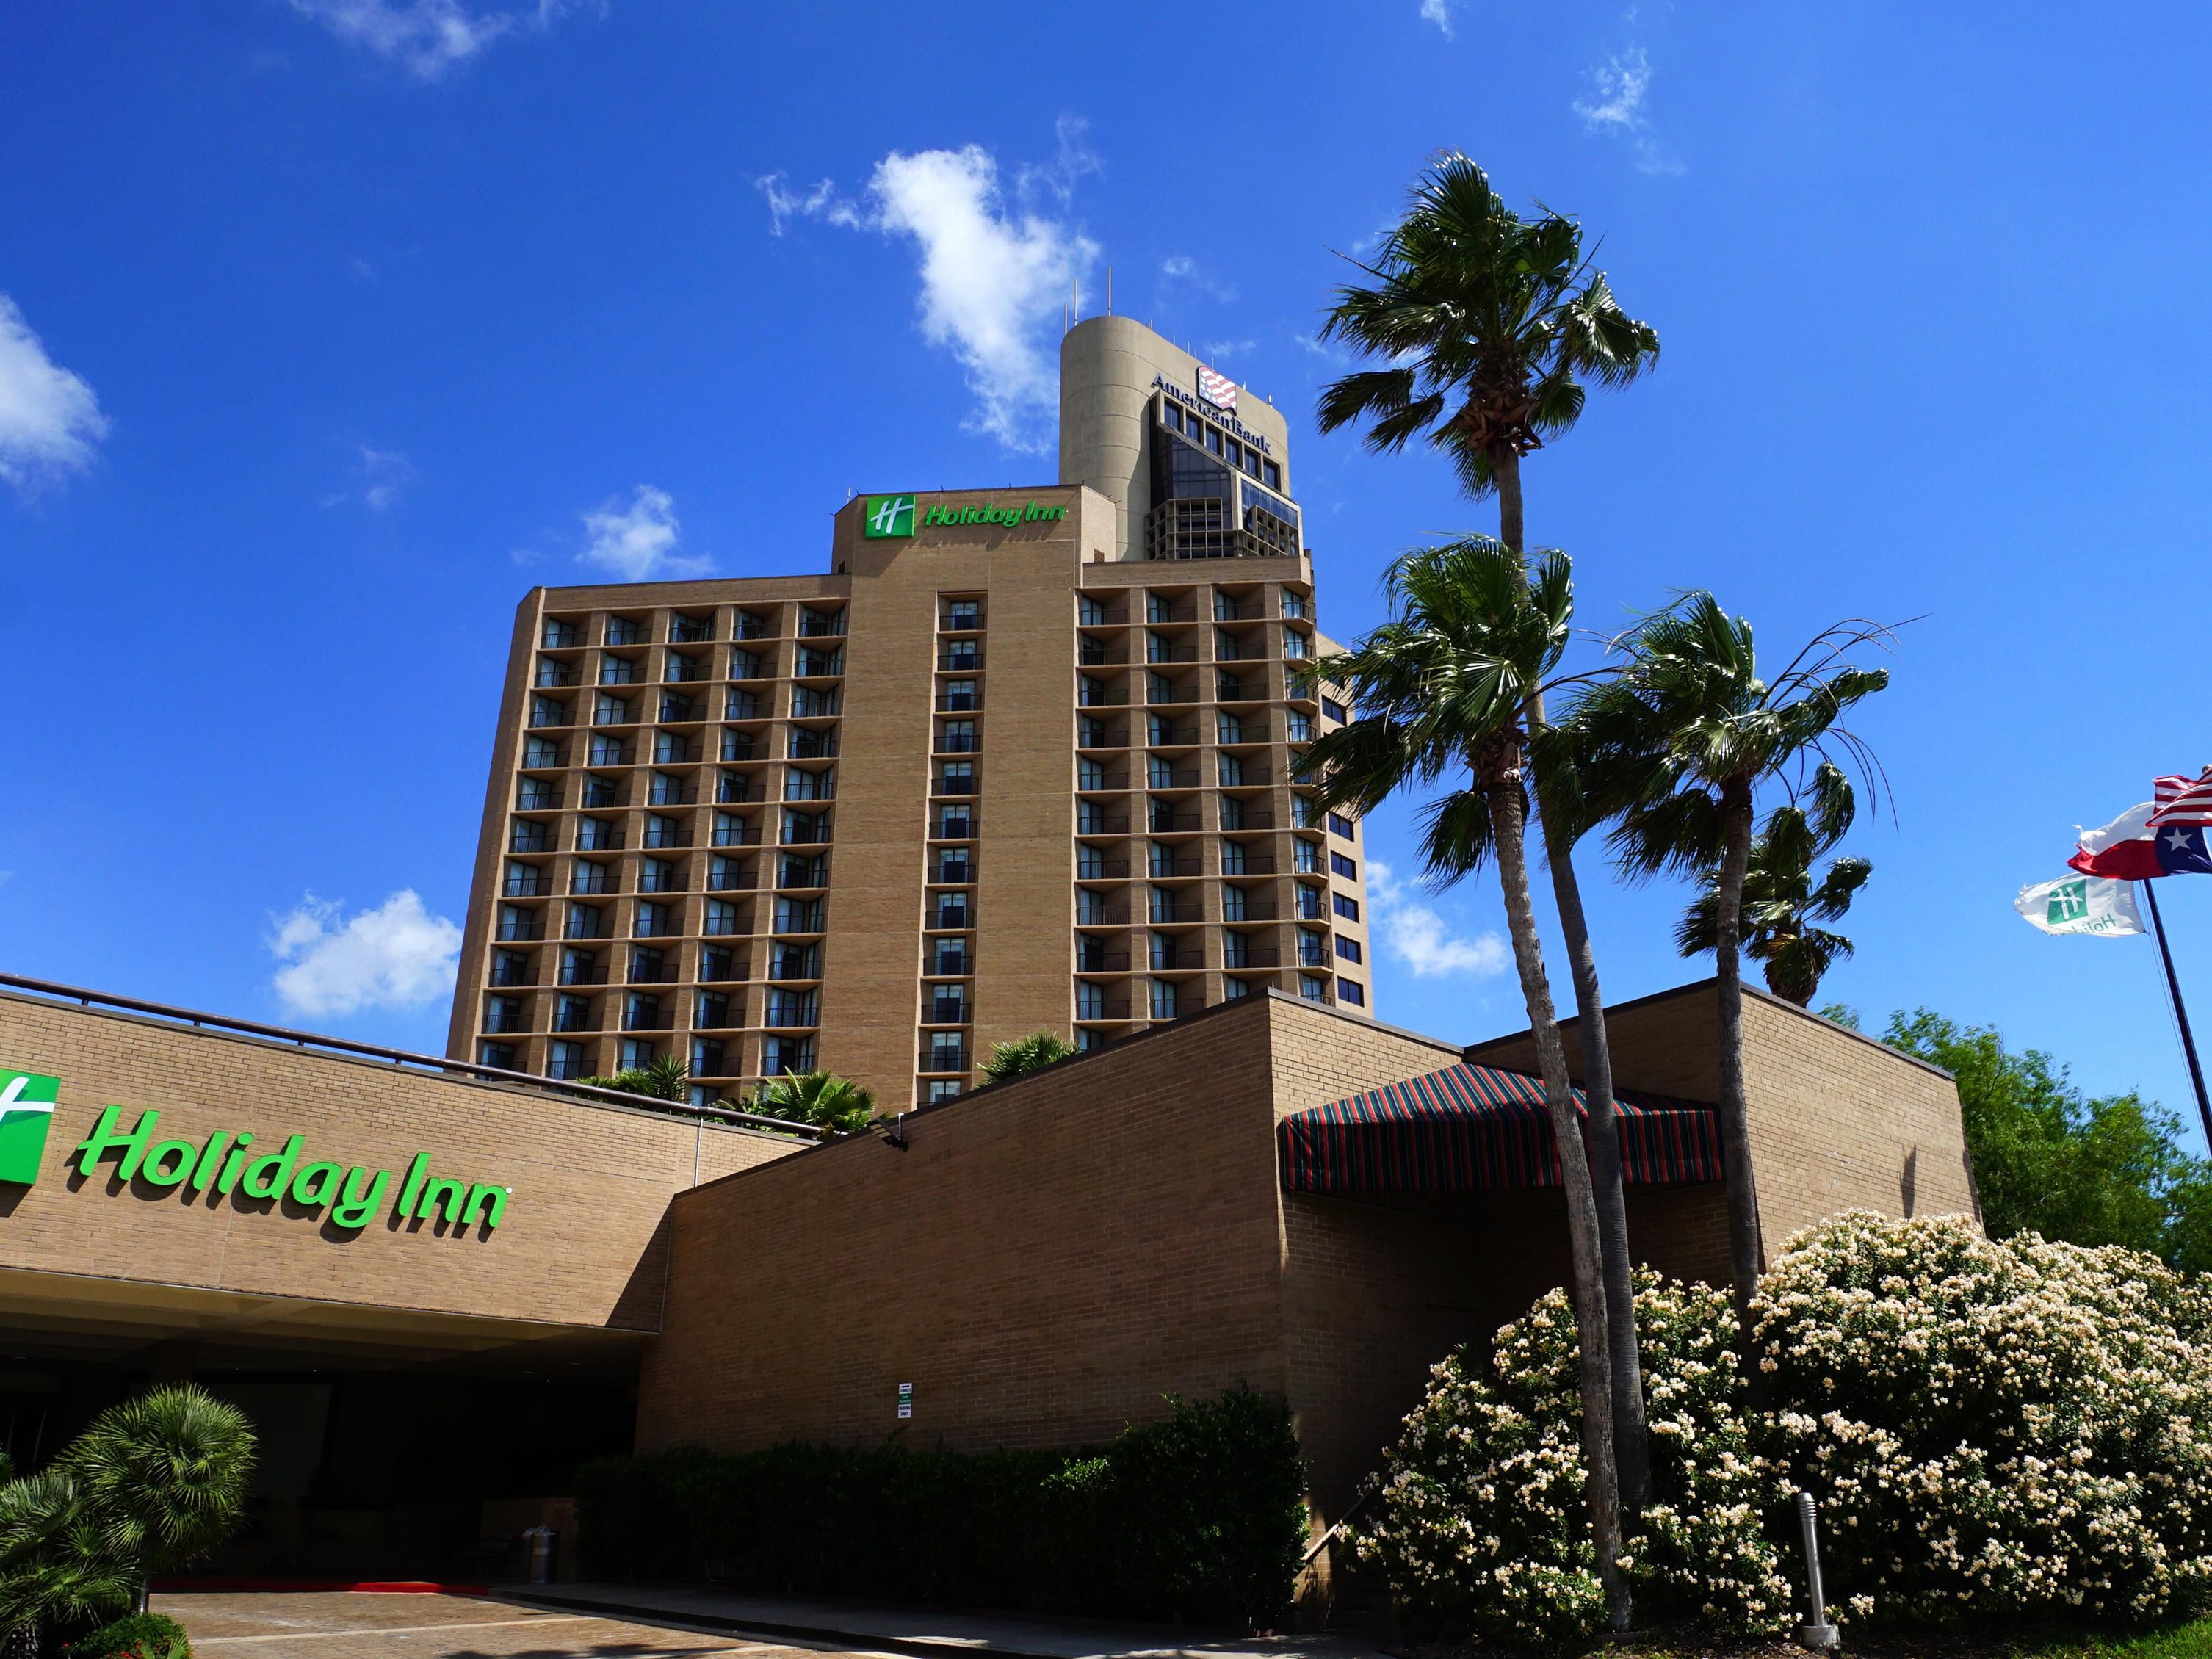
[0,1067,512,1235]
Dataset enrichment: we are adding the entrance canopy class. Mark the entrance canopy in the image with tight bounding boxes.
[1279,1060,1722,1195]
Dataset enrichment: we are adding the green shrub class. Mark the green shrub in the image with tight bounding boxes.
[66,1612,190,1659]
[574,1389,1306,1627]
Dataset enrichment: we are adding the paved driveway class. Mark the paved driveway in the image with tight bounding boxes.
[163,1592,868,1659]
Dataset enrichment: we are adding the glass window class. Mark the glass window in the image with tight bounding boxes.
[619,1036,656,1069]
[542,618,579,648]
[698,944,738,980]
[477,1040,517,1069]
[1205,424,1223,455]
[928,1079,963,1103]
[939,719,977,752]
[1336,936,1363,964]
[774,895,825,933]
[1298,928,1330,967]
[565,903,604,941]
[628,946,665,981]
[561,947,600,985]
[496,904,536,942]
[1300,974,1329,1004]
[933,803,973,839]
[569,859,609,896]
[523,736,561,770]
[1331,851,1359,881]
[640,857,679,893]
[1079,596,1110,625]
[1217,712,1244,744]
[690,1038,726,1077]
[1329,812,1357,840]
[941,679,978,712]
[1283,631,1309,660]
[726,687,762,720]
[1294,839,1322,874]
[1333,893,1361,922]
[933,892,969,928]
[1220,842,1248,876]
[643,813,683,849]
[1262,459,1282,490]
[1287,710,1313,742]
[933,937,969,974]
[1297,883,1326,920]
[518,777,557,809]
[1163,402,1184,433]
[1078,756,1108,791]
[1337,977,1365,1007]
[599,657,637,687]
[530,694,567,728]
[548,1040,587,1080]
[1322,697,1350,723]
[648,771,687,806]
[764,1034,815,1075]
[705,899,745,936]
[1149,980,1179,1021]
[482,994,524,1034]
[1218,753,1246,787]
[945,599,981,630]
[1281,590,1307,620]
[928,1031,966,1070]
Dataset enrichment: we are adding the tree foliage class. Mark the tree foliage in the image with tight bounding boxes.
[978,1031,1080,1085]
[742,1069,875,1133]
[1676,800,1872,1005]
[1884,1008,2212,1272]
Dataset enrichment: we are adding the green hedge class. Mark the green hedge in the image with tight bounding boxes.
[66,1613,192,1659]
[574,1389,1306,1628]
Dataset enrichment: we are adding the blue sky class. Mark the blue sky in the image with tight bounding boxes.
[4,1,2208,1135]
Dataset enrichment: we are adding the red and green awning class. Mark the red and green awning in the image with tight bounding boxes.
[1279,1060,1722,1194]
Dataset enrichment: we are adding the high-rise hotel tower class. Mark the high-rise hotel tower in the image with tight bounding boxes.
[447,318,1376,1109]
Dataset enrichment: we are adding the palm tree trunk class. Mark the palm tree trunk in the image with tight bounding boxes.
[1494,445,1650,1511]
[1713,774,1765,1355]
[1483,744,1628,1631]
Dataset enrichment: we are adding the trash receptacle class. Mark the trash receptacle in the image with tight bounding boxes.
[521,1525,557,1585]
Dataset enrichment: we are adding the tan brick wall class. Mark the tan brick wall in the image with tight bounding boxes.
[0,994,795,1333]
[1462,980,1976,1260]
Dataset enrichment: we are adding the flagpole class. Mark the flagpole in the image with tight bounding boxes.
[2141,879,2212,1152]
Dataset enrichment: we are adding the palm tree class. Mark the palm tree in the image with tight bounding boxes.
[1318,152,1661,1515]
[60,1385,256,1614]
[1676,792,1871,1007]
[577,1055,691,1103]
[743,1070,875,1134]
[0,1470,132,1653]
[1297,536,1628,1625]
[1570,596,1890,1348]
[978,1031,1080,1085]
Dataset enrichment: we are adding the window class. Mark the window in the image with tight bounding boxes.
[1337,977,1365,1007]
[712,812,752,847]
[933,848,972,883]
[640,857,679,894]
[652,730,693,765]
[944,599,981,630]
[518,777,556,810]
[941,678,978,711]
[1322,696,1350,723]
[548,1040,587,1080]
[786,767,834,801]
[1221,886,1250,922]
[566,904,604,941]
[605,616,646,646]
[477,1040,517,1069]
[1077,675,1110,708]
[530,694,568,728]
[1077,800,1108,835]
[1293,796,1323,829]
[628,946,665,981]
[731,648,763,680]
[1221,842,1249,876]
[1215,628,1240,661]
[795,646,842,676]
[774,896,825,933]
[1146,630,1177,664]
[799,606,845,637]
[569,859,610,896]
[1147,671,1175,704]
[658,691,694,722]
[510,820,550,853]
[1287,709,1313,742]
[588,734,626,767]
[939,719,977,753]
[491,948,532,987]
[791,686,841,718]
[561,948,600,986]
[496,905,537,943]
[698,945,739,981]
[1331,851,1359,881]
[582,774,621,809]
[482,995,524,1034]
[936,760,975,795]
[1280,590,1306,620]
[709,854,749,891]
[523,736,561,770]
[705,899,746,936]
[933,938,969,975]
[1146,593,1174,624]
[1297,883,1326,920]
[763,1035,815,1075]
[599,657,637,686]
[1224,976,1251,1001]
[554,994,593,1033]
[1205,424,1224,455]
[927,983,968,1023]
[635,901,675,938]
[1076,889,1110,925]
[642,814,682,850]
[1146,840,1177,878]
[779,853,828,888]
[1218,753,1246,787]
[1300,975,1329,1004]
[1076,980,1108,1021]
[771,941,820,978]
[1325,812,1356,842]
[1298,928,1330,968]
[933,892,969,929]
[766,988,819,1027]
[542,618,579,648]
[1219,795,1250,832]
[1146,754,1174,789]
[1333,893,1362,923]
[690,1038,726,1077]
[933,804,973,839]
[671,612,715,643]
[1149,796,1182,834]
[720,732,756,766]
[928,1079,964,1103]
[1149,980,1179,1021]
[726,688,761,720]
[622,992,659,1038]
[1079,595,1110,625]
[924,1032,967,1073]
[1283,631,1309,661]
[1262,459,1282,491]
[1163,402,1185,434]
[1146,884,1178,925]
[1217,712,1244,745]
[1075,1027,1105,1052]
[619,1037,656,1069]
[648,772,687,806]
[1293,839,1321,874]
[1336,936,1363,964]
[735,610,773,640]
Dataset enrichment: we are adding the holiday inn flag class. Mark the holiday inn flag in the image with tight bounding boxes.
[2017,875,2144,937]
[0,1070,60,1185]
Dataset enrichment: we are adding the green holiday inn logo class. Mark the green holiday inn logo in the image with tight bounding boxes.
[864,494,916,538]
[0,1071,59,1186]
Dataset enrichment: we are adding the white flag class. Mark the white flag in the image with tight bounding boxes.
[2016,875,2144,937]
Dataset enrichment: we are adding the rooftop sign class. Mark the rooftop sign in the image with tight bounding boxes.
[1151,375,1273,455]
[863,494,1066,538]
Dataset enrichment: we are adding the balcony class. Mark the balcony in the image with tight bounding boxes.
[720,735,758,763]
[569,872,613,897]
[519,745,566,770]
[781,824,833,847]
[1145,903,1206,926]
[930,950,972,976]
[1074,946,1130,972]
[1298,943,1333,969]
[637,870,687,894]
[1143,767,1203,790]
[535,662,580,688]
[1076,773,1127,794]
[565,916,613,942]
[798,612,846,638]
[1145,685,1199,706]
[718,778,767,804]
[633,913,684,939]
[794,652,844,679]
[1223,941,1282,970]
[1148,946,1205,972]
[626,960,679,984]
[1074,906,1129,928]
[1147,723,1204,746]
[481,1008,529,1035]
[697,954,748,983]
[509,829,552,854]
[938,650,985,673]
[933,769,980,796]
[1212,599,1266,622]
[1146,810,1205,835]
[665,657,712,683]
[936,690,982,712]
[735,613,775,640]
[502,871,551,897]
[939,608,985,631]
[559,963,610,986]
[1077,604,1132,626]
[706,908,756,936]
[622,1006,676,1033]
[496,917,546,943]
[641,827,691,850]
[1142,853,1207,878]
[1076,814,1131,836]
[1221,900,1280,923]
[919,1045,969,1075]
[1143,604,1199,625]
[1219,852,1279,876]
[1144,643,1199,665]
[708,866,759,891]
[925,998,970,1026]
[1077,642,1126,666]
[931,906,972,932]
[652,738,702,766]
[646,782,697,808]
[1218,809,1278,832]
[787,732,839,760]
[1075,859,1132,881]
[1077,727,1127,750]
[929,862,975,886]
[488,961,535,988]
[930,815,977,842]
[713,823,765,847]
[574,831,625,854]
[552,1005,597,1034]
[670,615,716,644]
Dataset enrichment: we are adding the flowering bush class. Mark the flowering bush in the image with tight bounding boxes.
[1348,1273,1789,1644]
[1354,1212,2212,1642]
[1761,1211,2212,1627]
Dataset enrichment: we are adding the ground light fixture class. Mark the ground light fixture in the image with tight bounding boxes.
[1794,1489,1840,1650]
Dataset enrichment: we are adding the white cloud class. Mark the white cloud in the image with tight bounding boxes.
[1160,254,1237,303]
[579,484,712,580]
[286,0,590,80]
[756,124,1101,452]
[270,890,461,1017]
[1367,859,1511,979]
[360,445,412,511]
[1574,46,1683,175]
[0,294,109,495]
[1203,339,1258,360]
[1420,0,1456,39]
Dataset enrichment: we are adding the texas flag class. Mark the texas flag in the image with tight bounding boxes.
[2070,777,2212,880]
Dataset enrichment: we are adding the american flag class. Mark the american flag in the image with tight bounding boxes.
[1196,364,1237,411]
[2149,769,2212,827]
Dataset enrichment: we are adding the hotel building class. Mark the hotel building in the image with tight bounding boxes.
[444,318,1376,1108]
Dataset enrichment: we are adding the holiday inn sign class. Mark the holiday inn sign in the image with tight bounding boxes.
[863,494,1066,537]
[0,1067,513,1235]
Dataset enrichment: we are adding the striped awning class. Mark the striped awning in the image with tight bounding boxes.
[1279,1060,1723,1194]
